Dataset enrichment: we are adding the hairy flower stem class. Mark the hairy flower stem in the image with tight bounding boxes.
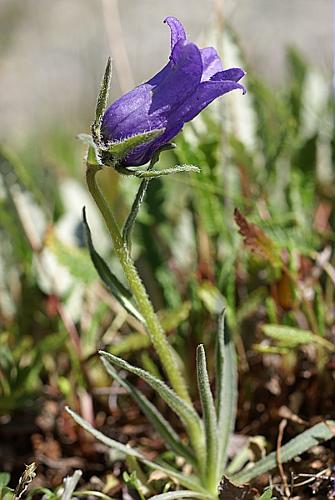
[86,163,191,405]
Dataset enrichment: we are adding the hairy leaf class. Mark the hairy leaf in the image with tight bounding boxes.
[196,344,218,488]
[101,357,196,466]
[216,314,238,476]
[82,208,143,322]
[66,407,205,493]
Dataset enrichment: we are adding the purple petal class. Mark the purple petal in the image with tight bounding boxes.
[149,41,203,112]
[210,68,246,82]
[200,47,223,81]
[100,15,246,168]
[102,41,202,144]
[175,79,246,124]
[164,16,186,52]
[101,85,157,140]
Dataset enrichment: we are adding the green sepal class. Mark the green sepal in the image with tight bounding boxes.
[100,128,165,167]
[92,57,112,142]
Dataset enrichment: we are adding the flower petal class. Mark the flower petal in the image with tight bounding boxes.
[200,47,223,81]
[147,16,188,87]
[174,79,246,124]
[210,68,246,82]
[102,41,203,149]
[150,41,203,113]
[164,16,187,52]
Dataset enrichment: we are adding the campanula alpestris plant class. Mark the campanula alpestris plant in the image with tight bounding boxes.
[95,16,245,169]
[68,15,335,500]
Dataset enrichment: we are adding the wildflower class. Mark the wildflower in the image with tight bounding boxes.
[101,16,245,167]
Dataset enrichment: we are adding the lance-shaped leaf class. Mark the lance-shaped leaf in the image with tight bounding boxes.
[92,57,112,142]
[101,129,165,167]
[66,407,205,494]
[196,344,218,489]
[262,324,334,351]
[231,420,335,484]
[216,313,238,476]
[99,351,204,459]
[123,176,151,249]
[82,207,144,323]
[101,357,196,467]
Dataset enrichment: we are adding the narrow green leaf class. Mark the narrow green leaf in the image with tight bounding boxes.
[196,345,218,489]
[82,207,144,323]
[92,57,112,142]
[224,444,249,476]
[102,129,165,166]
[216,313,238,476]
[110,332,150,356]
[65,407,205,493]
[262,324,334,351]
[232,421,335,484]
[99,351,201,430]
[159,302,191,331]
[123,177,151,249]
[101,357,196,467]
[99,351,204,456]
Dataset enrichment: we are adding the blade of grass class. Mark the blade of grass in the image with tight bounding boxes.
[232,421,335,484]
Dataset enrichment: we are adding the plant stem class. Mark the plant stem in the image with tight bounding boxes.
[86,163,191,405]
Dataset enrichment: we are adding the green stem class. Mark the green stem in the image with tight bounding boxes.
[86,164,191,406]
